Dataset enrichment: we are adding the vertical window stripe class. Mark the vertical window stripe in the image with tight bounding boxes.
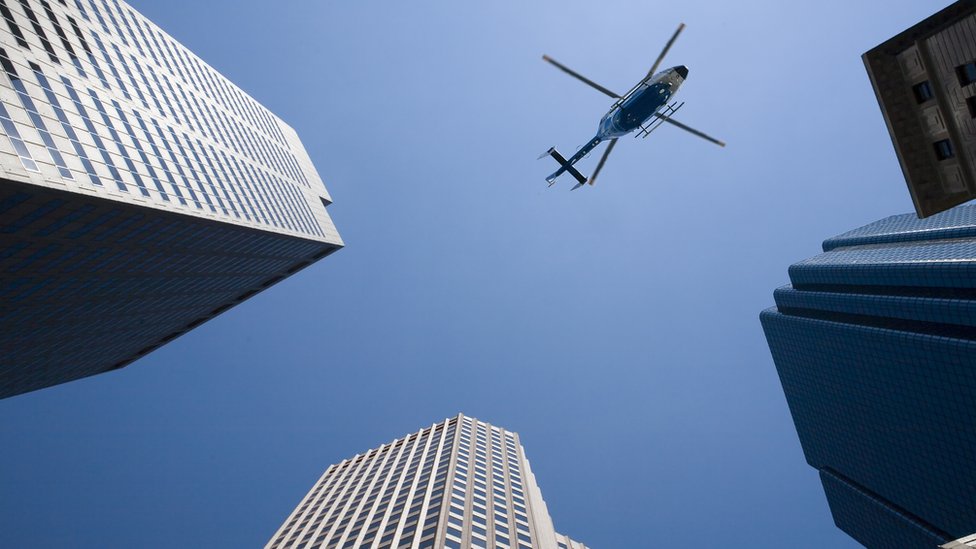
[131,55,163,116]
[240,161,281,228]
[71,0,87,20]
[95,0,123,42]
[85,0,107,34]
[40,0,85,77]
[111,101,168,201]
[112,43,146,109]
[0,0,30,49]
[85,88,148,196]
[67,15,109,89]
[30,62,101,185]
[250,165,293,231]
[60,75,126,191]
[148,28,172,73]
[206,144,247,220]
[0,101,40,172]
[0,48,72,177]
[108,0,139,51]
[195,140,239,217]
[281,175,322,236]
[264,171,303,233]
[149,117,199,208]
[147,67,179,122]
[90,32,128,99]
[129,13,158,65]
[16,0,59,63]
[182,134,225,214]
[166,125,213,211]
[222,150,264,224]
[132,110,185,205]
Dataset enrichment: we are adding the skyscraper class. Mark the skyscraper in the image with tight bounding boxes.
[760,206,976,548]
[266,414,589,549]
[0,0,342,398]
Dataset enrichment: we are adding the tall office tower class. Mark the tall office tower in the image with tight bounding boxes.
[760,207,976,548]
[863,0,976,218]
[266,414,589,549]
[0,0,341,398]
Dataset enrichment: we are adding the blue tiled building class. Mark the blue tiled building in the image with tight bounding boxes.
[0,0,342,399]
[761,207,976,548]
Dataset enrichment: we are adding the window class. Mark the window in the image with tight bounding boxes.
[0,49,71,178]
[0,0,30,49]
[16,0,59,63]
[934,139,954,161]
[967,96,976,119]
[913,81,934,103]
[956,61,976,86]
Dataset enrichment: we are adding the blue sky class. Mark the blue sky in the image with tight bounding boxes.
[0,1,952,547]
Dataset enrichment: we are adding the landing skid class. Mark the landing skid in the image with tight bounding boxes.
[636,101,684,138]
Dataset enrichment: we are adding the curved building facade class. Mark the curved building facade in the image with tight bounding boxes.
[761,206,976,548]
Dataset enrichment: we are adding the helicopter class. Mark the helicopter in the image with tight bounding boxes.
[541,23,725,190]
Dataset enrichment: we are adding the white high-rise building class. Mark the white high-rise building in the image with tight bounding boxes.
[266,414,589,549]
[0,0,341,398]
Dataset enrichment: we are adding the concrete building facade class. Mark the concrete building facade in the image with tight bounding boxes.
[761,206,976,548]
[864,0,976,218]
[266,414,588,549]
[0,0,342,398]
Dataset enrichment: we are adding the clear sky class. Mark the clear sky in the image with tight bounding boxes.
[0,1,952,547]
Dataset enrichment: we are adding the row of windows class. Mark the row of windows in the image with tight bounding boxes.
[0,191,326,263]
[7,0,310,189]
[71,0,290,150]
[451,419,532,549]
[97,0,305,184]
[0,49,325,237]
[267,416,555,549]
[908,59,976,166]
[911,60,976,107]
[0,0,321,232]
[271,421,458,549]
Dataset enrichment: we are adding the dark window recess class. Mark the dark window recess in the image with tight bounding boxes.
[934,139,955,161]
[15,0,58,63]
[40,0,75,58]
[967,96,976,119]
[913,81,935,103]
[956,62,976,86]
[0,0,29,49]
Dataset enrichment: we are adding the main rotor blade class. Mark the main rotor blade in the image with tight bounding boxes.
[653,114,726,147]
[589,138,618,186]
[646,23,686,78]
[542,55,621,99]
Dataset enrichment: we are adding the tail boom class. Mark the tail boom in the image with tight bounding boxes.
[543,136,603,187]
[544,148,587,186]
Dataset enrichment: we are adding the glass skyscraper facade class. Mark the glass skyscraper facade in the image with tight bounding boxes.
[761,206,976,548]
[0,0,342,398]
[266,414,589,549]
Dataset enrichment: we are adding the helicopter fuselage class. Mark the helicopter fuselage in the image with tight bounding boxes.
[598,67,685,139]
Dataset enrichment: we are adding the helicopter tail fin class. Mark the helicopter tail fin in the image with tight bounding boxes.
[542,147,587,187]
